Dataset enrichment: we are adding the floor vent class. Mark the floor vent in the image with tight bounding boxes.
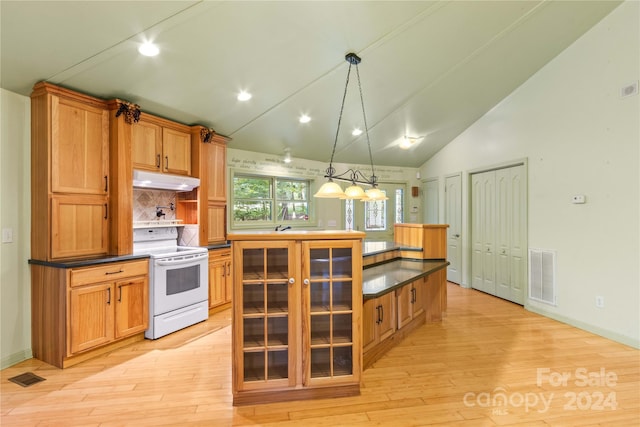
[529,248,556,305]
[8,372,46,387]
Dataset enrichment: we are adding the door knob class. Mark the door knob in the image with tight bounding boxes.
[288,278,295,284]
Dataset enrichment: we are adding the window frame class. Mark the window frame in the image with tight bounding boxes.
[230,170,315,229]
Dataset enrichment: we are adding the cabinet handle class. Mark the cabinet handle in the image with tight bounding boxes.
[289,278,296,284]
[411,288,417,304]
[118,284,123,302]
[106,288,111,305]
[104,176,108,192]
[375,305,381,324]
[380,304,384,323]
[227,262,231,276]
[165,156,169,170]
[104,203,108,220]
[303,278,310,286]
[156,154,161,168]
[105,269,124,275]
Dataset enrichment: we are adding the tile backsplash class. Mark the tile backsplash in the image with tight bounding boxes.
[133,189,177,221]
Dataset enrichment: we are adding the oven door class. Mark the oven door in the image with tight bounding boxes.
[151,251,209,315]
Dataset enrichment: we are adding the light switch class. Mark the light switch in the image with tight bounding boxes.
[2,228,13,243]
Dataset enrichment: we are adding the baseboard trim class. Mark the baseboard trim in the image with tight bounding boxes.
[525,304,639,349]
[1,349,33,370]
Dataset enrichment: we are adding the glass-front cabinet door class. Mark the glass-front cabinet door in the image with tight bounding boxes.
[302,240,362,386]
[234,241,297,391]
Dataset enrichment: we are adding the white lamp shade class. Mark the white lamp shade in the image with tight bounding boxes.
[314,181,345,198]
[343,184,367,200]
[365,187,388,201]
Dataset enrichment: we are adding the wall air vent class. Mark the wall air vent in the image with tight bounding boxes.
[529,248,557,305]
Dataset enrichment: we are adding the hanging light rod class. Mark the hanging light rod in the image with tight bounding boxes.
[314,52,387,201]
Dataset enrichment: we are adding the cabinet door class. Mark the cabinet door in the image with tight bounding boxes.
[162,128,191,176]
[51,95,108,194]
[224,260,232,303]
[377,292,396,341]
[115,276,148,338]
[234,241,297,391]
[69,283,114,354]
[207,142,227,202]
[207,203,226,243]
[132,119,162,171]
[302,240,361,386]
[396,286,413,329]
[209,257,227,309]
[362,299,377,353]
[51,195,108,259]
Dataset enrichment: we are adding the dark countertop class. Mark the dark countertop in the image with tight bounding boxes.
[362,259,449,299]
[30,243,231,269]
[29,253,150,269]
[206,242,231,250]
[362,240,422,257]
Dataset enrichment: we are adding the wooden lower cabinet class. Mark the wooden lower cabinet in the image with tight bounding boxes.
[229,232,364,405]
[396,277,426,329]
[363,271,444,369]
[31,259,148,368]
[363,292,396,353]
[208,248,231,310]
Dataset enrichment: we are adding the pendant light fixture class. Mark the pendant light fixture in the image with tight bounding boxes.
[314,53,387,201]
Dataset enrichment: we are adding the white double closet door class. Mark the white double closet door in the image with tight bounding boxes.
[471,164,527,304]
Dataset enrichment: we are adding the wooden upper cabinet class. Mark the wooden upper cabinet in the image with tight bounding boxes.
[131,116,191,176]
[162,128,191,176]
[207,142,226,202]
[131,119,162,171]
[51,195,109,259]
[31,82,111,261]
[51,95,109,194]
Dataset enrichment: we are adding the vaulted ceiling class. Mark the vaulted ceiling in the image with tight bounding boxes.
[1,1,621,167]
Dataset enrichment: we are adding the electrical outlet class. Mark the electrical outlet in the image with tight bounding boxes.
[595,296,604,308]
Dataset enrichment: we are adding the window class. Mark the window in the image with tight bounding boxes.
[364,194,386,231]
[232,174,310,226]
[395,188,404,223]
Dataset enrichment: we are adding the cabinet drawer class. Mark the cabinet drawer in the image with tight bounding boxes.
[70,260,148,287]
[208,248,231,260]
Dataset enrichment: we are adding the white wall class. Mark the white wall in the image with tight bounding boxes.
[420,1,639,348]
[0,89,32,368]
[226,147,422,230]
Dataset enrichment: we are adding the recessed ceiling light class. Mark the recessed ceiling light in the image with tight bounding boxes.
[400,136,419,149]
[138,42,159,57]
[237,91,252,101]
[299,114,311,124]
[352,128,363,136]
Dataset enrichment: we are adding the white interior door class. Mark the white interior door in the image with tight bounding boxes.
[496,168,511,300]
[471,164,526,304]
[509,165,526,304]
[471,173,485,291]
[445,174,462,284]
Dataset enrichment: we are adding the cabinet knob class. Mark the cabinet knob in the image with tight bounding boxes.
[303,278,310,286]
[289,278,295,284]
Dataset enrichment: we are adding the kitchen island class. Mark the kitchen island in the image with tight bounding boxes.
[228,225,449,404]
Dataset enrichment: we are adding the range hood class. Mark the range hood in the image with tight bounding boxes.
[133,170,200,192]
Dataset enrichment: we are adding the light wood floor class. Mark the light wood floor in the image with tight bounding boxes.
[2,283,638,426]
